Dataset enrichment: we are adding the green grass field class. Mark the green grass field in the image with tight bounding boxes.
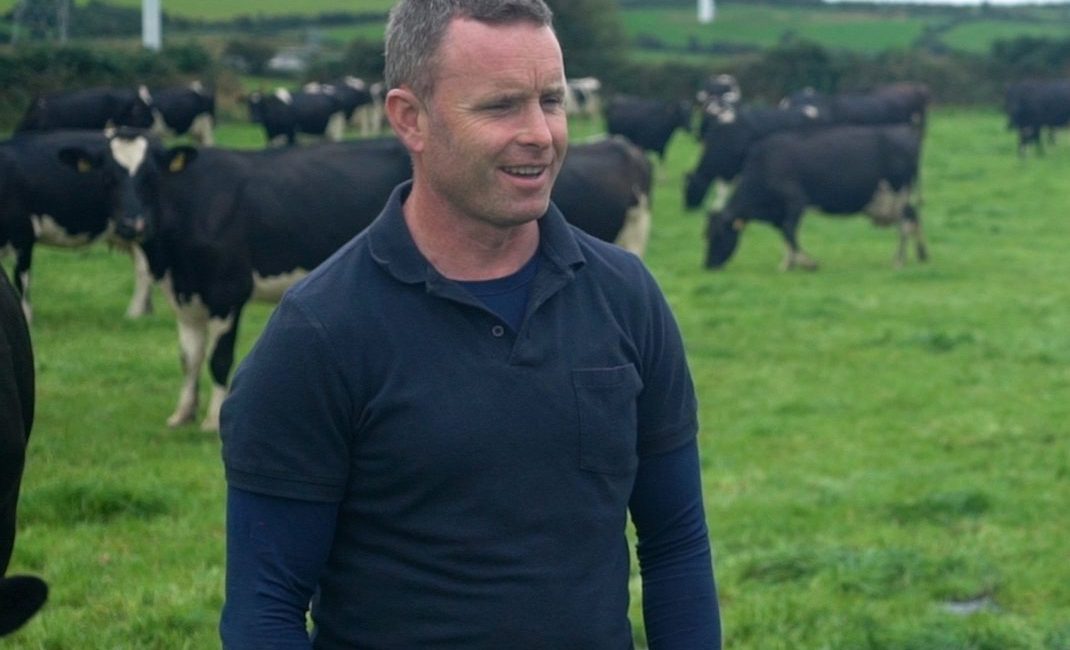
[4,107,1070,648]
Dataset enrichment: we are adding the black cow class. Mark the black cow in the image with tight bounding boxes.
[0,269,48,638]
[1004,79,1070,156]
[247,88,348,146]
[62,132,654,430]
[604,95,692,160]
[0,131,152,323]
[150,81,216,146]
[780,83,929,129]
[705,125,927,270]
[685,105,824,211]
[15,86,154,133]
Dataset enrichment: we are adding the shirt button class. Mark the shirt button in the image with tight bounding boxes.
[491,325,505,337]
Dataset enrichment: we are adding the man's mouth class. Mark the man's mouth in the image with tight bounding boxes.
[502,165,546,178]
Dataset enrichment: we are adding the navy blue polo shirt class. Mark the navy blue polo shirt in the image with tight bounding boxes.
[220,181,699,649]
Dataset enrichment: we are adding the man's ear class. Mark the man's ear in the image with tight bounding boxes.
[385,86,426,153]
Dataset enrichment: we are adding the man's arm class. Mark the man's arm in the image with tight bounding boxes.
[629,438,722,649]
[220,487,338,650]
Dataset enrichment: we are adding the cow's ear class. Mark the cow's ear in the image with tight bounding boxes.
[58,147,101,173]
[161,146,198,173]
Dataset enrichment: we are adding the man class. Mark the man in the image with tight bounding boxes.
[219,1,720,648]
[0,268,48,637]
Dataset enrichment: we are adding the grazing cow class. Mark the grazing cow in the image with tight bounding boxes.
[150,81,216,146]
[0,131,152,323]
[0,268,48,638]
[1004,79,1070,156]
[554,136,653,256]
[705,124,927,270]
[695,73,742,139]
[247,88,348,146]
[565,77,603,120]
[62,131,655,430]
[685,105,824,211]
[604,95,692,160]
[781,83,930,129]
[15,85,155,133]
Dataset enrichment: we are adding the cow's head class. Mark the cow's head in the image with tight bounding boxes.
[116,86,156,129]
[58,131,197,243]
[704,210,745,269]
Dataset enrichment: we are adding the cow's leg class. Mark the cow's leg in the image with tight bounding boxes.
[614,193,651,258]
[12,248,32,326]
[125,246,154,318]
[901,204,929,264]
[200,308,241,432]
[167,300,210,427]
[190,113,215,147]
[778,203,817,271]
[325,112,346,142]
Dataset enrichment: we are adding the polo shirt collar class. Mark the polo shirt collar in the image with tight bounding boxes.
[367,180,586,286]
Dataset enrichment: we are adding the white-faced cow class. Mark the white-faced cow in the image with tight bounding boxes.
[685,105,823,212]
[15,86,155,133]
[0,131,152,323]
[149,81,215,146]
[247,88,348,146]
[705,124,927,271]
[1004,79,1070,157]
[695,73,742,140]
[0,268,48,638]
[62,133,415,430]
[604,95,692,160]
[62,130,656,430]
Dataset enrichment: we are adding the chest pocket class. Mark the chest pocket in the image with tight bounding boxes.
[572,364,643,475]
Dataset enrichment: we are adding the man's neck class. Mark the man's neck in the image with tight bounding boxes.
[402,187,541,281]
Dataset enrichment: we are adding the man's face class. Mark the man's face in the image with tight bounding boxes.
[415,17,568,230]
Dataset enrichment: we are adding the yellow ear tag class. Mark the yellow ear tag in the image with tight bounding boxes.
[77,159,92,173]
[168,152,186,173]
[732,219,746,231]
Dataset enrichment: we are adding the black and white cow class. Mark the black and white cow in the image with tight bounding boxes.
[0,131,152,323]
[705,124,927,270]
[604,95,692,160]
[15,86,155,133]
[1004,79,1070,157]
[0,268,48,638]
[150,81,216,146]
[247,88,348,146]
[695,73,742,140]
[303,77,378,135]
[685,105,824,212]
[62,131,655,430]
[780,83,930,129]
[565,77,603,121]
[554,136,653,256]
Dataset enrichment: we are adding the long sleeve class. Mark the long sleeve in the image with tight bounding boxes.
[220,487,338,650]
[629,439,722,649]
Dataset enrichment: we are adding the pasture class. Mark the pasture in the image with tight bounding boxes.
[4,107,1070,648]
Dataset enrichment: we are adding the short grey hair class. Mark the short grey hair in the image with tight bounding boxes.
[385,0,554,100]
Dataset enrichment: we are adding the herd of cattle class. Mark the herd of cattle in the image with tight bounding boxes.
[2,73,1069,430]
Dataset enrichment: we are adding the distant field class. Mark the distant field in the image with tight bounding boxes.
[620,6,936,53]
[941,19,1070,54]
